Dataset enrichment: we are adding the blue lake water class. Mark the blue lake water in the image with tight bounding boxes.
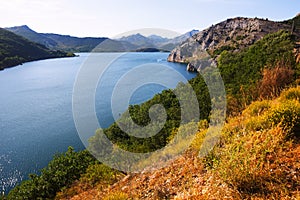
[0,52,196,194]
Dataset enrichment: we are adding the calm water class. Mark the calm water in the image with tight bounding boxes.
[0,52,195,193]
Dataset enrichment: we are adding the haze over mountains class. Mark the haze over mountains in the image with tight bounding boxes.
[6,25,199,52]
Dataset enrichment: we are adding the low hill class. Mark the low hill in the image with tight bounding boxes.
[0,28,73,70]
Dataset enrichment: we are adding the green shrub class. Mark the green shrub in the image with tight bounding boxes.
[80,164,120,186]
[266,100,300,137]
[242,100,271,117]
[7,147,96,200]
[280,86,300,101]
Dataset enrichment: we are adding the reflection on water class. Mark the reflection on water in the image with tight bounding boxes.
[0,154,23,195]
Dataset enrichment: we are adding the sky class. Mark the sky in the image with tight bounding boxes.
[0,0,299,38]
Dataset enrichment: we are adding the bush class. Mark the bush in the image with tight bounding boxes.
[258,62,294,99]
[242,100,271,117]
[7,147,96,200]
[103,192,129,200]
[266,100,300,137]
[280,86,300,101]
[80,164,120,186]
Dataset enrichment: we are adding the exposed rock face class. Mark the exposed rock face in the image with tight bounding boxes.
[186,63,196,72]
[168,17,292,71]
[295,42,300,64]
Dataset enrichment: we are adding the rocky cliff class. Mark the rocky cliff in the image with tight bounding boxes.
[168,17,294,71]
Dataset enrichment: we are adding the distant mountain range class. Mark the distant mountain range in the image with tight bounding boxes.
[0,28,73,70]
[117,30,199,51]
[5,26,199,52]
[5,25,108,52]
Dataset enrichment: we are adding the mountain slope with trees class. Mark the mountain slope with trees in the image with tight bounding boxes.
[6,25,108,52]
[0,28,73,70]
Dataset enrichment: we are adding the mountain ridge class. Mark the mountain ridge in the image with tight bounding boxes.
[6,25,108,52]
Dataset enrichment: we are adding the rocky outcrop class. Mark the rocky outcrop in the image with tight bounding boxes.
[295,42,300,64]
[168,17,292,71]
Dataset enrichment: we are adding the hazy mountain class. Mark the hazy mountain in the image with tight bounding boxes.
[92,39,138,52]
[0,28,72,70]
[6,25,201,52]
[5,25,58,48]
[42,33,108,52]
[169,29,199,44]
[147,35,170,45]
[118,33,156,48]
[117,31,200,51]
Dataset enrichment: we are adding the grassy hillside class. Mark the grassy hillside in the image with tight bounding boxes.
[0,28,73,70]
[55,86,300,200]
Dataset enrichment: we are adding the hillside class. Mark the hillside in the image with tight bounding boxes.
[0,28,73,70]
[168,17,295,69]
[55,86,300,200]
[5,25,58,48]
